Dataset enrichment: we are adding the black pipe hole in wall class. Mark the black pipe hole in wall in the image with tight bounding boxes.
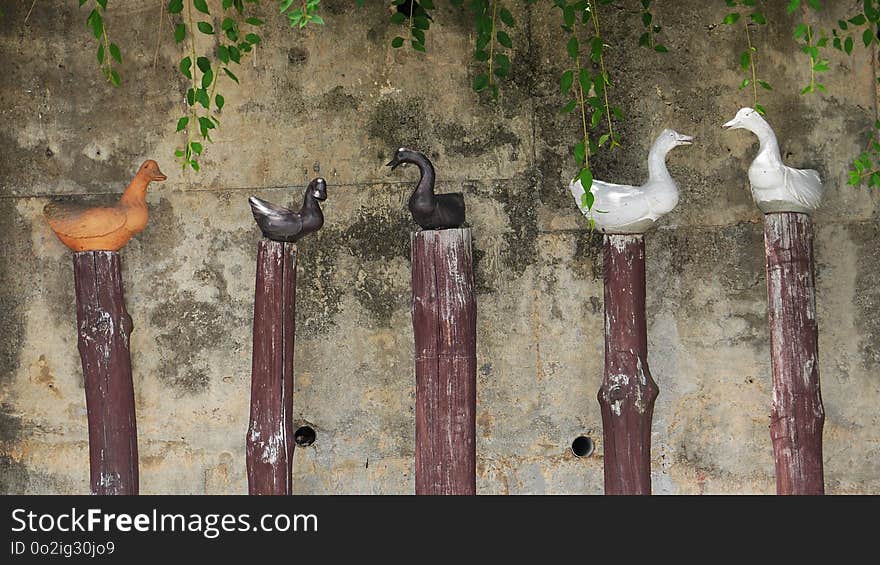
[571,436,595,458]
[294,426,316,447]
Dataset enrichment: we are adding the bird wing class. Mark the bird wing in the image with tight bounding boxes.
[570,179,651,227]
[784,166,823,211]
[43,202,128,239]
[248,196,292,217]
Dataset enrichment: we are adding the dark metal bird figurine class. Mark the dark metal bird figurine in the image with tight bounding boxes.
[387,148,466,230]
[248,177,327,242]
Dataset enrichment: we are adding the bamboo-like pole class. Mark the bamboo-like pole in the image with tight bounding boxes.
[411,228,477,495]
[247,240,297,495]
[73,251,139,495]
[764,212,824,495]
[598,234,658,495]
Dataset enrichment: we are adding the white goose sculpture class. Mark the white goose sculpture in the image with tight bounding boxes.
[569,129,693,234]
[722,107,823,214]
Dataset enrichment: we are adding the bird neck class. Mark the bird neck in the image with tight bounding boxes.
[748,120,783,165]
[409,156,436,204]
[119,174,150,207]
[301,190,324,220]
[647,144,673,184]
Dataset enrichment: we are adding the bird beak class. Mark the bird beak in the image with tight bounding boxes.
[153,166,167,181]
[386,157,401,171]
[676,134,694,146]
[722,118,739,130]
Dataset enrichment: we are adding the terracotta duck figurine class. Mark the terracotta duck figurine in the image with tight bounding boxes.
[569,129,693,234]
[722,107,823,214]
[386,148,465,230]
[44,160,166,252]
[248,177,328,242]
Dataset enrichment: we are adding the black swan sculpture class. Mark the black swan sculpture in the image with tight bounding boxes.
[386,148,466,230]
[248,177,327,242]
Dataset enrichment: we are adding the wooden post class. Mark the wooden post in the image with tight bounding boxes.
[598,235,658,495]
[764,212,824,495]
[247,240,297,495]
[411,228,477,495]
[73,251,138,495]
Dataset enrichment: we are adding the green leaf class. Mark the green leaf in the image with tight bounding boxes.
[193,0,210,14]
[560,70,574,94]
[573,141,586,165]
[560,99,577,113]
[176,117,189,132]
[498,8,515,27]
[86,9,103,39]
[722,13,740,25]
[174,23,186,42]
[190,141,203,155]
[755,103,766,115]
[197,22,215,35]
[579,168,593,191]
[390,12,406,24]
[750,12,766,25]
[168,0,183,14]
[787,0,801,13]
[97,44,104,64]
[109,43,121,63]
[246,33,261,44]
[245,17,263,26]
[391,36,404,48]
[863,28,875,46]
[654,44,668,53]
[740,51,751,70]
[202,69,213,89]
[473,74,489,92]
[566,36,579,60]
[758,80,772,90]
[216,94,225,111]
[180,56,192,79]
[196,56,211,73]
[497,31,512,48]
[109,70,120,86]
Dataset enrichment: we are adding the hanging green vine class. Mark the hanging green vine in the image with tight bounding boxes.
[168,0,263,171]
[390,0,434,52]
[556,0,623,216]
[280,0,324,28]
[639,0,667,52]
[721,0,771,115]
[454,0,515,100]
[79,0,121,85]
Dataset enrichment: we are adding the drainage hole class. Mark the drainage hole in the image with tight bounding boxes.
[294,426,316,447]
[571,436,595,458]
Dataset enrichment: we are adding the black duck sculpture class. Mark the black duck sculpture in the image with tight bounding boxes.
[249,177,327,242]
[387,148,466,230]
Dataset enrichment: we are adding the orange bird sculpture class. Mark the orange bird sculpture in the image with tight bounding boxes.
[44,160,167,252]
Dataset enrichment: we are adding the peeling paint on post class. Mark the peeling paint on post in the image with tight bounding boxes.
[764,213,824,495]
[599,235,658,495]
[411,228,477,495]
[73,251,138,495]
[247,240,297,495]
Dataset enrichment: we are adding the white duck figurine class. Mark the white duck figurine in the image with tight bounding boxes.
[722,107,823,214]
[569,129,693,234]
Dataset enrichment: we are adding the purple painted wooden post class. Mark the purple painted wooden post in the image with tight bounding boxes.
[247,240,297,495]
[598,235,658,495]
[411,228,477,495]
[73,251,139,495]
[764,212,824,495]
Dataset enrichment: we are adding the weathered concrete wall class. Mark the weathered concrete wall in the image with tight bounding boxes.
[1,0,877,494]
